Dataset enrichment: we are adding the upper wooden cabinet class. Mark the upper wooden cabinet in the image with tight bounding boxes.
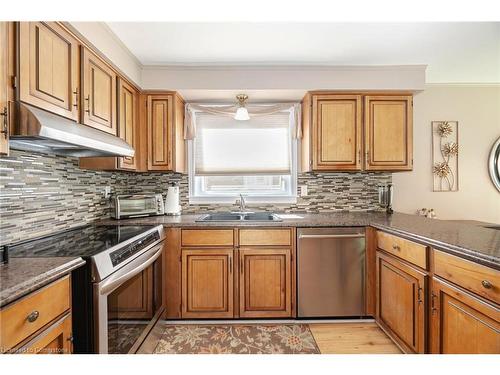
[79,78,139,171]
[311,94,362,171]
[364,95,413,171]
[430,277,500,354]
[302,92,413,172]
[81,47,117,134]
[0,22,12,156]
[146,93,185,172]
[19,22,80,122]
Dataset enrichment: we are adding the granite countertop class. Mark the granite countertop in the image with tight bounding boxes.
[0,257,85,308]
[100,211,500,269]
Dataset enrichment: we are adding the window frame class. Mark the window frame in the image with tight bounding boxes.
[187,114,298,204]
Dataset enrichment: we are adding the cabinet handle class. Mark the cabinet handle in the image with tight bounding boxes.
[481,280,493,289]
[366,150,370,164]
[84,95,90,113]
[73,89,79,109]
[392,244,400,251]
[67,335,74,343]
[27,310,39,323]
[417,287,423,304]
[358,149,361,164]
[431,292,438,315]
[0,107,8,139]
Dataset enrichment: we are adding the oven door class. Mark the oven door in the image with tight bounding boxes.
[94,242,164,354]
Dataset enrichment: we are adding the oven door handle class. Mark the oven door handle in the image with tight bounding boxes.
[98,245,162,296]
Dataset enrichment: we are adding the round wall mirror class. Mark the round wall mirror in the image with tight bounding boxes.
[489,137,500,192]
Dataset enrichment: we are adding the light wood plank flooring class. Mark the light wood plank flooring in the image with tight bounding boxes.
[309,322,401,354]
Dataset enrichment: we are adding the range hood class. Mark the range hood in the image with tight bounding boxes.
[9,103,135,158]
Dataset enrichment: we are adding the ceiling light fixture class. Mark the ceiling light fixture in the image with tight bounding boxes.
[234,94,250,121]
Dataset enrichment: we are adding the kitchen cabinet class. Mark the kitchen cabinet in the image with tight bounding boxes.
[79,78,140,171]
[238,248,292,318]
[364,95,413,171]
[18,22,80,122]
[301,92,413,172]
[430,277,500,354]
[0,22,12,155]
[311,94,362,171]
[181,248,234,319]
[376,251,427,353]
[21,313,73,354]
[146,93,186,172]
[81,47,117,134]
[0,276,73,354]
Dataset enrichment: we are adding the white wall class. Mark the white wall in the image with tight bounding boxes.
[70,22,142,86]
[393,85,500,224]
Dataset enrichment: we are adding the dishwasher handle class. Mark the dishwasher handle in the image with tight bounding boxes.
[298,234,365,239]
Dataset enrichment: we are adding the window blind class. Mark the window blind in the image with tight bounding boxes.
[194,112,292,175]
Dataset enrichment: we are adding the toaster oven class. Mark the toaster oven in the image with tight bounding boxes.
[111,194,165,219]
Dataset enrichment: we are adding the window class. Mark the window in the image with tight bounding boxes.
[188,110,297,204]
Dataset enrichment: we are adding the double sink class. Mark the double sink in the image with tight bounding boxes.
[196,212,282,222]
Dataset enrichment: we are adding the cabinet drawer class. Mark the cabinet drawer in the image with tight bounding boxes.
[434,250,499,305]
[239,228,292,246]
[181,229,234,247]
[377,231,428,269]
[0,276,71,352]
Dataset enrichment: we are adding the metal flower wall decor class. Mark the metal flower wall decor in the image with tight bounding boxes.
[432,121,459,191]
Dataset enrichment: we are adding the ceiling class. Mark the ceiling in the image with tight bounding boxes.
[106,22,500,83]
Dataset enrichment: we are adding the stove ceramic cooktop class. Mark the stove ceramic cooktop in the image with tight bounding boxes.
[9,225,156,258]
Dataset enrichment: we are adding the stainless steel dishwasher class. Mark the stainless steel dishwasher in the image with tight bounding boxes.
[297,227,366,317]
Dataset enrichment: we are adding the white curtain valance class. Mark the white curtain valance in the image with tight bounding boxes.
[184,102,302,140]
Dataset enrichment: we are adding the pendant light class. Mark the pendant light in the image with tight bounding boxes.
[234,94,250,121]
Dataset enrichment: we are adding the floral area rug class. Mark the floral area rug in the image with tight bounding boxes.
[153,324,320,354]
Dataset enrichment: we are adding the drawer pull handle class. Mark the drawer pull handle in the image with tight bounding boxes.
[392,244,400,251]
[27,310,39,323]
[482,280,493,289]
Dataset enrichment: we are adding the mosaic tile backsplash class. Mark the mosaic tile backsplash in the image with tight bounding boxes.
[0,150,391,245]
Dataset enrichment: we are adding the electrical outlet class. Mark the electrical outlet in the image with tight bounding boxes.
[299,185,308,197]
[104,186,111,199]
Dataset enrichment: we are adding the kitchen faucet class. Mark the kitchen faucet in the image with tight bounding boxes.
[238,194,246,212]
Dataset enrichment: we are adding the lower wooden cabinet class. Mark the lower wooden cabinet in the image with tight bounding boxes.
[376,251,427,353]
[239,248,292,318]
[430,277,500,354]
[181,248,234,319]
[21,314,73,354]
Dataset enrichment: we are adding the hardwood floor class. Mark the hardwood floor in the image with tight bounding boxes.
[309,322,401,354]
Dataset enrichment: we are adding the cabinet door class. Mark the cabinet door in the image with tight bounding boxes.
[312,95,362,171]
[19,22,80,122]
[430,277,500,354]
[117,78,138,170]
[376,251,426,353]
[22,314,73,354]
[0,22,9,155]
[181,249,234,318]
[147,95,172,170]
[239,248,292,318]
[81,47,117,134]
[364,95,413,171]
